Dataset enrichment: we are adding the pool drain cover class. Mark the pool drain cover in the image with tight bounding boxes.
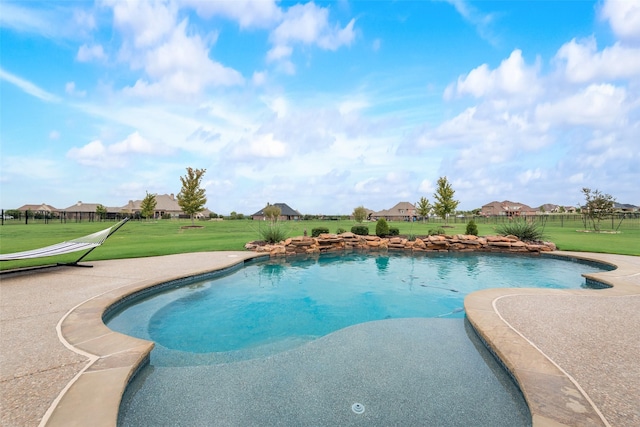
[352,403,365,414]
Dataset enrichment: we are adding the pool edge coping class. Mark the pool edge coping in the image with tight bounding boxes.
[41,252,267,427]
[44,250,639,427]
[464,250,640,427]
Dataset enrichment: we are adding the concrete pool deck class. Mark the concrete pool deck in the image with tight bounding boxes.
[0,251,638,426]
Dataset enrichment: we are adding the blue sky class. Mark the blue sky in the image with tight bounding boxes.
[1,0,639,215]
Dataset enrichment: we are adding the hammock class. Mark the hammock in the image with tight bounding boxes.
[0,218,129,267]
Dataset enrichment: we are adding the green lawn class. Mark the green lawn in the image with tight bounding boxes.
[1,215,638,270]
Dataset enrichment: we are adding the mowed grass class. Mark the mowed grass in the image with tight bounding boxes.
[0,215,638,270]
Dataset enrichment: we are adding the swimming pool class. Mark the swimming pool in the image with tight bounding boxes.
[108,252,608,426]
[108,252,607,364]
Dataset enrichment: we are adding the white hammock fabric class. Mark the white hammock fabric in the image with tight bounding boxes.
[0,218,128,261]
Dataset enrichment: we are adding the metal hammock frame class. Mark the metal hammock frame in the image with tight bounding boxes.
[0,218,129,268]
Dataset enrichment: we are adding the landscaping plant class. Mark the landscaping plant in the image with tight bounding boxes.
[465,219,478,236]
[376,218,390,237]
[311,227,330,237]
[496,219,546,242]
[351,225,369,235]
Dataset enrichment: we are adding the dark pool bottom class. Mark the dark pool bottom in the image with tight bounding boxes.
[119,318,531,427]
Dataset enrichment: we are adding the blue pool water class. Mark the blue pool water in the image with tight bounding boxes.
[109,252,609,427]
[107,252,607,365]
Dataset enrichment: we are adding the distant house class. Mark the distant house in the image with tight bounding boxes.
[538,204,577,214]
[614,203,639,213]
[372,202,416,221]
[195,208,213,219]
[481,201,537,217]
[63,201,122,221]
[121,193,184,218]
[538,203,558,214]
[17,203,59,217]
[252,203,302,221]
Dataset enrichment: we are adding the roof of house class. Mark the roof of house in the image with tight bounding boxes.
[614,203,639,209]
[482,200,537,212]
[252,203,302,217]
[374,202,415,217]
[538,203,558,212]
[17,203,59,212]
[63,202,110,212]
[122,194,183,212]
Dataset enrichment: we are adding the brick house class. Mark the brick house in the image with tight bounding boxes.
[371,202,416,221]
[481,200,537,217]
[252,203,302,221]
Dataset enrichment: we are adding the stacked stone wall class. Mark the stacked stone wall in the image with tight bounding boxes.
[245,232,556,258]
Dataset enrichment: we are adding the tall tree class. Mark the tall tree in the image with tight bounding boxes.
[95,204,107,221]
[177,167,207,224]
[140,191,157,220]
[433,176,459,225]
[352,205,367,223]
[581,188,615,232]
[416,197,431,222]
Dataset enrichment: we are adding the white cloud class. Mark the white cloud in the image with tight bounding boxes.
[518,168,542,185]
[447,49,541,100]
[338,99,369,115]
[110,131,161,155]
[105,0,177,48]
[555,37,640,83]
[600,0,640,43]
[1,3,96,39]
[73,8,96,31]
[318,18,356,50]
[231,133,287,159]
[266,45,293,63]
[568,173,584,184]
[268,3,355,63]
[49,130,60,140]
[354,177,381,194]
[67,140,108,167]
[263,96,289,118]
[0,68,60,103]
[412,106,547,153]
[76,44,106,62]
[418,179,434,194]
[181,0,282,29]
[252,71,267,86]
[0,3,60,38]
[65,81,86,97]
[353,173,413,200]
[67,132,173,168]
[444,0,498,45]
[1,155,63,181]
[122,19,244,98]
[535,84,628,128]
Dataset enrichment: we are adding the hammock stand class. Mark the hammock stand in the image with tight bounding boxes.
[0,218,129,268]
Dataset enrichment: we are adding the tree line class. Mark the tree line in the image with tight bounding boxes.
[112,169,621,234]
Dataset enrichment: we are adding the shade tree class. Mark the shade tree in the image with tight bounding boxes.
[177,167,207,225]
[433,176,459,225]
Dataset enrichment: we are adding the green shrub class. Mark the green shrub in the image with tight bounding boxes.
[311,227,330,237]
[376,218,390,237]
[465,219,478,236]
[428,227,446,236]
[259,224,288,243]
[388,227,400,236]
[351,225,369,235]
[336,227,347,234]
[496,219,545,241]
[407,233,417,241]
